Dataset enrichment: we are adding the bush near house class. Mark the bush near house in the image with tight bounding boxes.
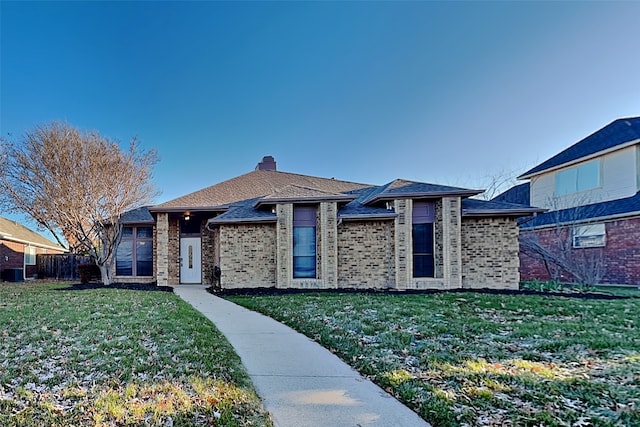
[0,282,271,427]
[228,290,640,427]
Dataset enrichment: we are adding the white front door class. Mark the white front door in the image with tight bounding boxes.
[180,237,202,283]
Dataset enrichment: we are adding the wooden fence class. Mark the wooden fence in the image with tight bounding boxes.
[37,254,93,280]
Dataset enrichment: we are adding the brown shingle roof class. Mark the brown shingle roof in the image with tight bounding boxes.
[0,216,66,251]
[254,185,356,207]
[152,170,370,211]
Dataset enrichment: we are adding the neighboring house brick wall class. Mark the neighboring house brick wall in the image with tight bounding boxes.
[520,217,640,285]
[220,223,277,288]
[1,240,64,279]
[337,220,395,289]
[602,217,640,285]
[1,240,25,271]
[461,217,520,289]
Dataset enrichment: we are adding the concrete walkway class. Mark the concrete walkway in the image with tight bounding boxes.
[173,285,430,427]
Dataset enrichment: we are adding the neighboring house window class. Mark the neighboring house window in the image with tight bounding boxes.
[555,160,600,196]
[293,206,317,278]
[413,201,435,278]
[116,226,153,276]
[24,246,36,265]
[573,223,606,248]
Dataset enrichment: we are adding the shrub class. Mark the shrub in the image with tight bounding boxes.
[77,263,100,284]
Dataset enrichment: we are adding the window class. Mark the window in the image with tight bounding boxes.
[573,223,606,248]
[116,226,153,276]
[413,201,435,278]
[293,206,317,278]
[24,246,36,266]
[556,160,600,196]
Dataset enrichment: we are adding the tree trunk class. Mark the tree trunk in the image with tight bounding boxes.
[97,263,111,286]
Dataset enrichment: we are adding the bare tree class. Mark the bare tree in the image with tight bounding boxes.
[0,121,159,285]
[473,168,519,201]
[519,197,607,286]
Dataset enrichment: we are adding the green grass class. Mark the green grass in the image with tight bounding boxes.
[227,291,640,427]
[0,282,271,427]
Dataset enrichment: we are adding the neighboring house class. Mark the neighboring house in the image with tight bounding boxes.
[496,117,640,285]
[0,216,67,280]
[114,156,539,290]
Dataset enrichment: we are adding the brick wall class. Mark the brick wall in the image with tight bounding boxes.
[394,199,410,289]
[319,202,338,287]
[168,218,180,284]
[520,217,640,285]
[1,240,64,280]
[201,225,219,285]
[462,217,520,289]
[337,220,395,289]
[0,240,25,272]
[155,213,169,285]
[219,223,277,288]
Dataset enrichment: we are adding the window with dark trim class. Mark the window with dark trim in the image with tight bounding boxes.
[293,206,317,278]
[413,201,435,278]
[116,226,153,276]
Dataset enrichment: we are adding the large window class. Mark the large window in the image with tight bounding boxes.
[293,206,317,278]
[413,201,435,278]
[116,226,153,276]
[555,160,600,196]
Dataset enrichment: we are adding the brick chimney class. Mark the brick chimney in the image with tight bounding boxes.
[256,155,277,171]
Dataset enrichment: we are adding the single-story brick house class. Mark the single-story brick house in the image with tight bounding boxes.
[115,156,541,290]
[0,216,66,281]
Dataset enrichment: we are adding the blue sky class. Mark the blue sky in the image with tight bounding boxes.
[2,1,640,211]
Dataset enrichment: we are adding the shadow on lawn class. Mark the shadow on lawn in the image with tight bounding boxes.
[212,286,634,300]
[54,283,174,292]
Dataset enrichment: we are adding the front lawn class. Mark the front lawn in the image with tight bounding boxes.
[0,282,271,426]
[228,291,640,426]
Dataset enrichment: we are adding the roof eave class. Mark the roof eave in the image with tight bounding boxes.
[149,205,229,213]
[338,213,397,221]
[0,234,67,252]
[254,195,357,208]
[366,190,482,205]
[523,209,640,230]
[462,208,545,218]
[518,138,640,180]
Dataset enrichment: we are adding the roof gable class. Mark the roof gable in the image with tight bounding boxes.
[461,198,544,218]
[254,185,356,207]
[0,216,66,251]
[492,182,531,206]
[520,117,640,179]
[362,179,481,205]
[152,170,369,211]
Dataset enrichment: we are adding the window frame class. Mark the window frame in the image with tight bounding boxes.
[116,225,154,277]
[24,246,36,266]
[555,159,601,196]
[572,223,606,248]
[293,206,317,279]
[412,201,435,278]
